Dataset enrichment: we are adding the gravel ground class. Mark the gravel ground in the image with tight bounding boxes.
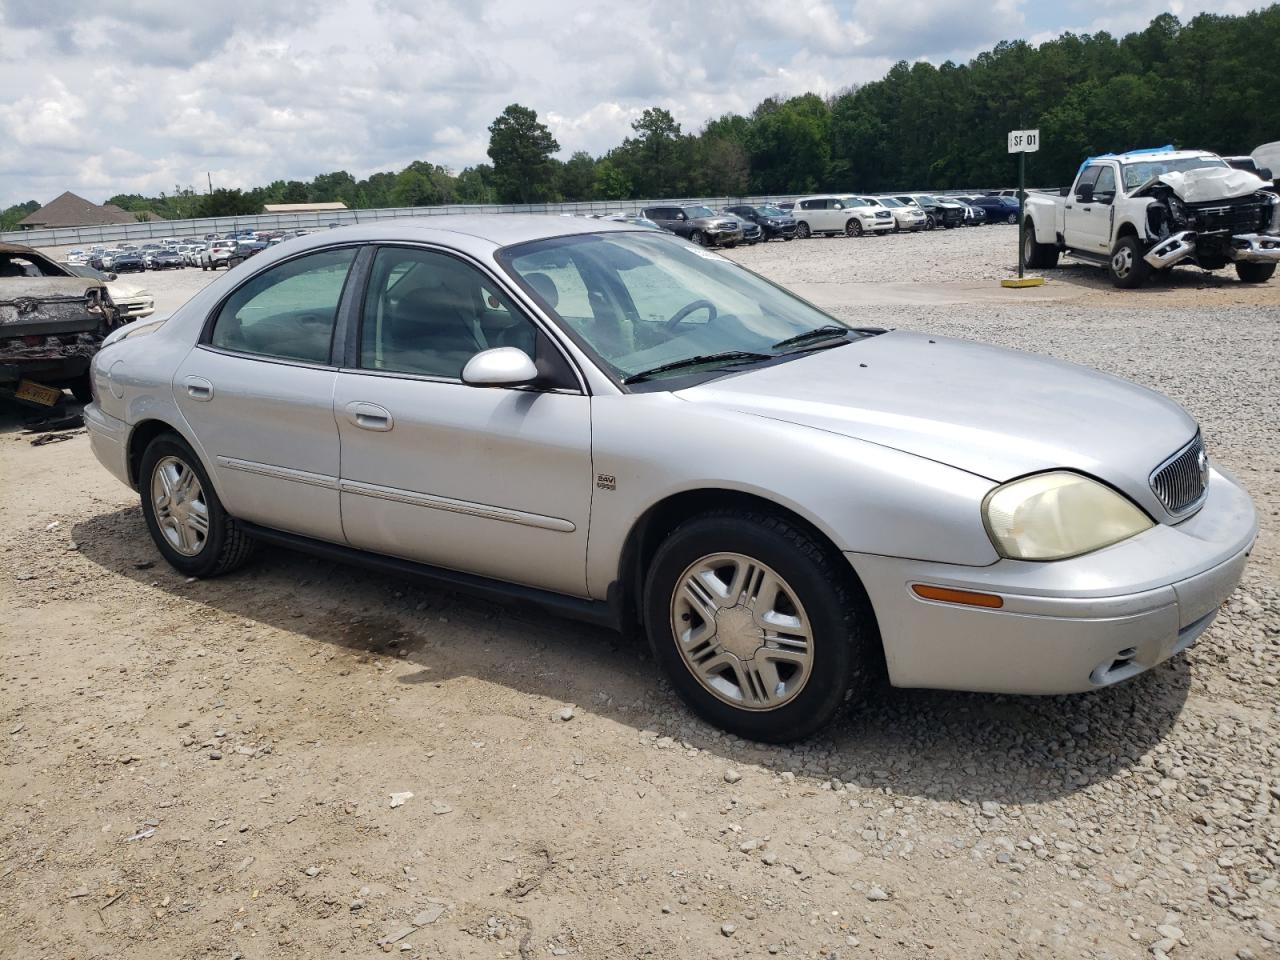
[2,225,1278,959]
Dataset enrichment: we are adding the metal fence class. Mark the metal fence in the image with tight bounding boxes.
[2,189,1027,249]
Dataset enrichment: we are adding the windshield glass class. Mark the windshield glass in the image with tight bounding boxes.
[498,231,868,384]
[877,197,903,207]
[917,195,939,204]
[1120,156,1226,190]
[683,205,715,218]
[757,205,785,216]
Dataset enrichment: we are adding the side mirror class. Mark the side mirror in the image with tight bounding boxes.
[676,213,686,221]
[1059,185,1070,197]
[1259,167,1273,181]
[1076,183,1095,203]
[461,347,539,388]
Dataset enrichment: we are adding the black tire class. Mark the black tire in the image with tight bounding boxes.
[69,373,94,404]
[924,216,936,231]
[1236,262,1275,284]
[138,432,256,578]
[795,221,811,239]
[1005,212,1017,225]
[1108,235,1149,289]
[643,509,880,743]
[1022,221,1060,269]
[845,219,863,237]
[689,229,706,246]
[782,235,793,241]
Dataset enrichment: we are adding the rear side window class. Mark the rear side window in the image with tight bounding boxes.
[209,247,356,364]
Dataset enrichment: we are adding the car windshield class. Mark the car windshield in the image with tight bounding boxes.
[498,231,871,384]
[757,205,785,216]
[682,205,715,218]
[917,195,939,204]
[877,197,903,207]
[1120,156,1227,190]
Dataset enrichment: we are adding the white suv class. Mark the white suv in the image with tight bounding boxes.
[792,195,894,238]
[199,240,237,271]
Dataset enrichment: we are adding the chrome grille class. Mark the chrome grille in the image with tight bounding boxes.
[1150,434,1208,515]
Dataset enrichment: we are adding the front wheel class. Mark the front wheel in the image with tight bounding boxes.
[1109,235,1149,289]
[924,216,936,231]
[1236,262,1276,284]
[139,433,256,577]
[845,219,863,238]
[643,510,880,742]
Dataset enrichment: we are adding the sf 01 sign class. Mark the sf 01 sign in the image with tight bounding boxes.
[1008,129,1040,153]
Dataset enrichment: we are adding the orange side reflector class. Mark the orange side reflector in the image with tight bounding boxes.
[912,584,1004,608]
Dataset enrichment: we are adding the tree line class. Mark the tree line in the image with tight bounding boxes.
[5,7,1276,227]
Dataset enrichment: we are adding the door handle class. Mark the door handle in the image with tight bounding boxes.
[184,376,213,401]
[1064,204,1073,210]
[345,401,393,432]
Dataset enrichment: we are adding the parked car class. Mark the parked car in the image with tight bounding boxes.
[641,204,744,247]
[113,251,146,273]
[723,204,798,241]
[1,242,123,403]
[81,216,1258,742]
[603,214,664,231]
[1023,147,1280,287]
[149,249,184,270]
[839,197,897,235]
[60,262,156,321]
[200,240,238,270]
[792,195,889,238]
[892,194,964,229]
[874,196,928,232]
[229,241,269,266]
[969,195,1020,224]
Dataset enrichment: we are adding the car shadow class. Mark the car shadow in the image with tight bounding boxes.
[1039,259,1248,293]
[72,505,1191,806]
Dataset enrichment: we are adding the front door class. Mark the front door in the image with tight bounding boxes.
[1065,165,1107,253]
[333,245,593,596]
[174,246,359,543]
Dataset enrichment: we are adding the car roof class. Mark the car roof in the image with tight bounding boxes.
[285,214,642,251]
[1105,149,1216,163]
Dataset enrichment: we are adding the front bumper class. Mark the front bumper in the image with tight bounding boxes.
[865,218,895,232]
[1228,233,1280,263]
[848,466,1257,695]
[1146,230,1280,269]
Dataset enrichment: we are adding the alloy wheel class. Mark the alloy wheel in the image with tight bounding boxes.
[151,455,210,556]
[670,552,813,711]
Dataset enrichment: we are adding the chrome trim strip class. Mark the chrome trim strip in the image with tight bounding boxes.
[338,479,576,532]
[216,457,340,490]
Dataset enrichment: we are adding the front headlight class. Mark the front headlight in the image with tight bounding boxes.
[983,472,1152,561]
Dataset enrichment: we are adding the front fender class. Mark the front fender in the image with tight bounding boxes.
[586,393,998,599]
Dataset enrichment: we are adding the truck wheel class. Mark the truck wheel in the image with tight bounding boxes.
[1235,262,1275,284]
[139,433,256,578]
[1022,222,1060,269]
[795,222,811,239]
[1108,236,1149,289]
[643,509,880,742]
[845,219,863,238]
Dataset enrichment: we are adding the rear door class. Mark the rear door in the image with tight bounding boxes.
[174,245,359,544]
[333,245,593,596]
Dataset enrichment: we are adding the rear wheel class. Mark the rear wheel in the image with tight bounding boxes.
[1022,221,1060,269]
[1236,262,1275,284]
[139,433,256,578]
[1109,235,1149,289]
[795,221,811,239]
[1005,212,1018,225]
[643,509,880,742]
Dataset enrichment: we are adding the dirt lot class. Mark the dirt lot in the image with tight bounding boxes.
[3,226,1279,959]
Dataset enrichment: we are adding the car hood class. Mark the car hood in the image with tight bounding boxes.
[106,280,147,299]
[677,331,1197,506]
[1138,167,1271,203]
[692,217,740,229]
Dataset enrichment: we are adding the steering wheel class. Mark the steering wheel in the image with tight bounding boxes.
[666,299,718,330]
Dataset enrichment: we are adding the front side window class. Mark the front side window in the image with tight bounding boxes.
[1093,165,1117,202]
[209,247,356,363]
[499,231,874,385]
[359,247,538,379]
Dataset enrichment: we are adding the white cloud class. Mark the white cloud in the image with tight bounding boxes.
[0,0,1272,208]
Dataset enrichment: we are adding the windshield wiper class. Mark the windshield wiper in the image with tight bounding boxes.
[622,351,772,385]
[771,325,852,351]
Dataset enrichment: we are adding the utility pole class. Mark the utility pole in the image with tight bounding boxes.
[207,172,213,195]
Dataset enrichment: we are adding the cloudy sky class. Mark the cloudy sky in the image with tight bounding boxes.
[0,0,1269,208]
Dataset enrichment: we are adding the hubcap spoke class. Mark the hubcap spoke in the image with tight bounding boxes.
[151,456,208,557]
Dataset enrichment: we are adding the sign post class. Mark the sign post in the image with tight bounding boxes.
[1002,129,1045,288]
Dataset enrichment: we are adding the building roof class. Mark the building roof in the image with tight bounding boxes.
[263,201,349,213]
[18,191,139,229]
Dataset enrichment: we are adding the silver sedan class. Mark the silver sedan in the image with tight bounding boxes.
[83,216,1258,741]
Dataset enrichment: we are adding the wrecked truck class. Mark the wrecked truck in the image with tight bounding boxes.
[1,242,123,404]
[1023,148,1280,288]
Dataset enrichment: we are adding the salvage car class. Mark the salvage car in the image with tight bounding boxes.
[60,262,156,321]
[83,217,1257,742]
[722,204,798,241]
[873,196,929,232]
[641,204,744,247]
[1,242,122,403]
[1023,148,1280,287]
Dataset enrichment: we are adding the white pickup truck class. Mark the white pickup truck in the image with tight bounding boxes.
[1022,148,1280,288]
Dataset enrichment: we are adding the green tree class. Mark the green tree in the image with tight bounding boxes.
[197,188,261,217]
[487,104,561,203]
[628,107,684,196]
[0,200,39,231]
[592,158,631,200]
[558,151,598,201]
